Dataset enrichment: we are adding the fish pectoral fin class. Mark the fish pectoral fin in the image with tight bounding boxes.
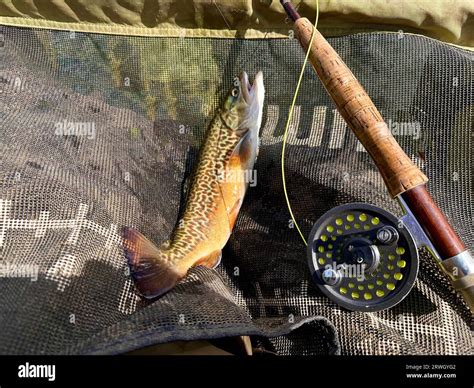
[193,250,222,269]
[229,129,255,167]
[228,198,243,230]
[218,130,257,229]
[122,227,186,299]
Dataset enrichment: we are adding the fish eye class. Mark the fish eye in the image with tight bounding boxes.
[231,87,239,97]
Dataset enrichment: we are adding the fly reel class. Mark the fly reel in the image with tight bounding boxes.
[307,203,419,312]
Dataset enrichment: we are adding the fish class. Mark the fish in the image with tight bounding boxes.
[122,71,265,298]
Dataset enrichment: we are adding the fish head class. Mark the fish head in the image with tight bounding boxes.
[221,71,265,136]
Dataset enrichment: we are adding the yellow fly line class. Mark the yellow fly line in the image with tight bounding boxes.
[281,0,319,246]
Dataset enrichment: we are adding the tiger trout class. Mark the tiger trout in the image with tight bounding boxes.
[123,71,265,298]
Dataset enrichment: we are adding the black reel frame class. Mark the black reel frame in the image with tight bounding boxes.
[307,203,419,312]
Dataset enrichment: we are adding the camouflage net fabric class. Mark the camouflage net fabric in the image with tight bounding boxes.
[0,0,473,47]
[0,26,472,355]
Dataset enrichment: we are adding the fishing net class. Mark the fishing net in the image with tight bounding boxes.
[0,25,472,355]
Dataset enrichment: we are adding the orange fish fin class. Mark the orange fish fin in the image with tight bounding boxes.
[222,130,256,180]
[122,227,186,299]
[219,131,256,229]
[193,250,222,269]
[230,130,255,166]
[228,198,243,230]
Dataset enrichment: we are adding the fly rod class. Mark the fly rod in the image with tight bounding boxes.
[280,0,474,313]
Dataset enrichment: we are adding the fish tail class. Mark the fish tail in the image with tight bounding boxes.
[122,227,186,299]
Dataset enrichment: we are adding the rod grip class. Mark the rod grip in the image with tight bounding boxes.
[294,17,428,197]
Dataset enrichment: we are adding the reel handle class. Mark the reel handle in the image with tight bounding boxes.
[293,17,428,198]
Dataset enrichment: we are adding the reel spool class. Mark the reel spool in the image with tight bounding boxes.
[307,203,419,312]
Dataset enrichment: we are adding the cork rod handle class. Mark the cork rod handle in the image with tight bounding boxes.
[294,18,428,198]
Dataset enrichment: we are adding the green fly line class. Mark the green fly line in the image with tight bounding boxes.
[281,0,319,246]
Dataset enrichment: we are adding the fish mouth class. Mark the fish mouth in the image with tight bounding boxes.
[240,71,263,105]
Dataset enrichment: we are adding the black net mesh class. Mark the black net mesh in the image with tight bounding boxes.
[0,26,472,355]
